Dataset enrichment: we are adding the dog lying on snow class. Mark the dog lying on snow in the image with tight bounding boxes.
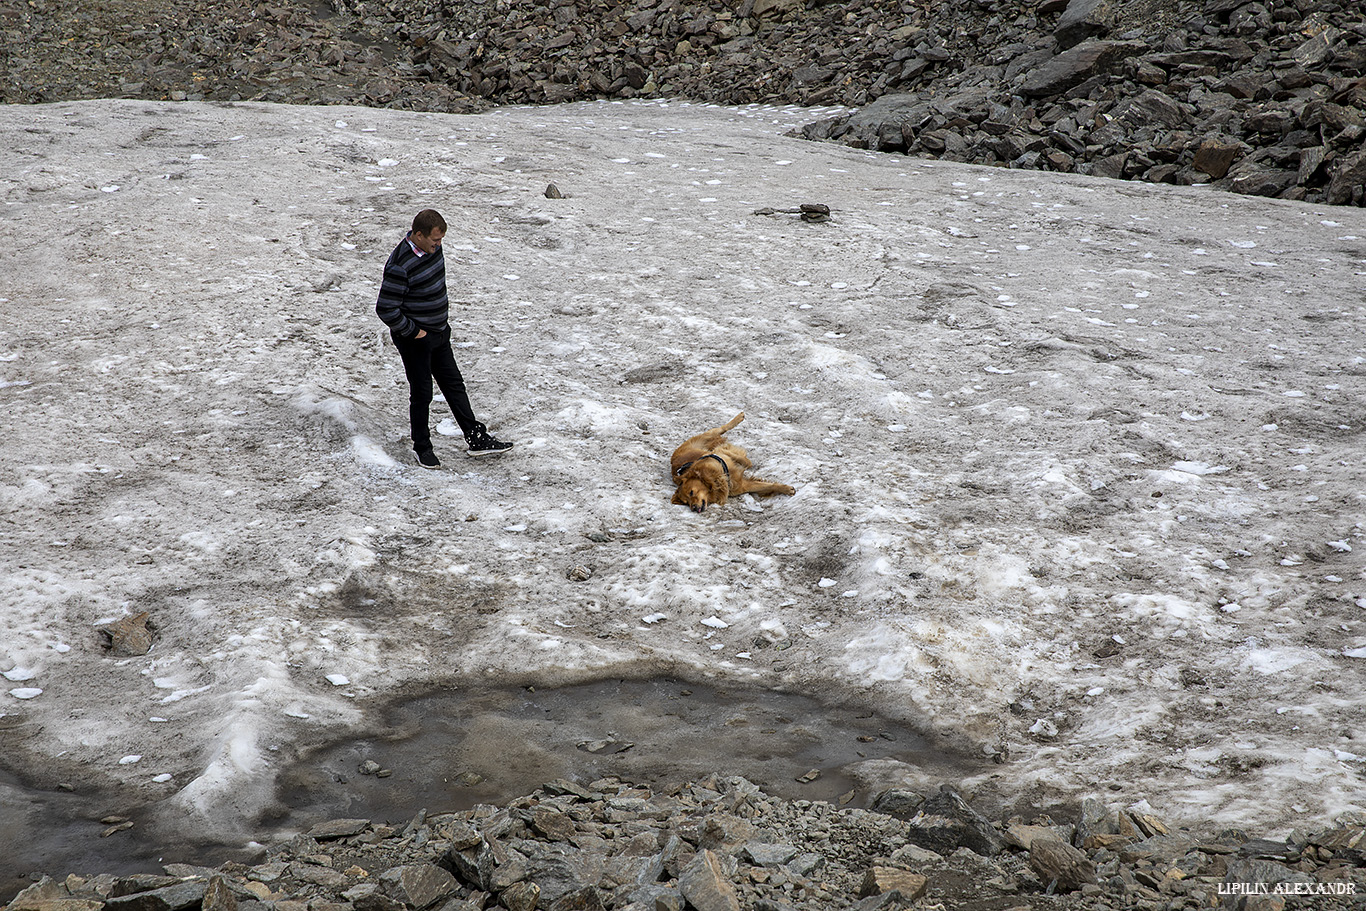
[670,412,796,512]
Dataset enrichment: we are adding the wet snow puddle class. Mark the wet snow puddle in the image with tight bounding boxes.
[275,677,970,825]
[0,677,970,901]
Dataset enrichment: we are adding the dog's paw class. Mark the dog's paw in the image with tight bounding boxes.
[777,485,796,496]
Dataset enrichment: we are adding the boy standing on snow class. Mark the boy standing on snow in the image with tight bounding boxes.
[376,208,513,467]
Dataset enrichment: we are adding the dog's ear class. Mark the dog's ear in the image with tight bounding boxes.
[671,487,686,506]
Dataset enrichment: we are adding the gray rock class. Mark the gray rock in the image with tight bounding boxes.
[1224,858,1316,888]
[531,808,578,841]
[741,843,799,866]
[103,882,208,911]
[307,819,371,841]
[823,93,934,151]
[98,612,155,656]
[498,882,540,911]
[1192,134,1248,179]
[1020,40,1147,96]
[446,842,498,892]
[541,779,594,800]
[293,865,348,888]
[109,877,184,898]
[517,842,610,904]
[869,788,924,820]
[857,867,927,901]
[5,879,104,911]
[342,885,379,901]
[784,853,826,877]
[202,876,237,911]
[888,844,943,866]
[1229,164,1299,197]
[353,894,405,911]
[678,849,739,911]
[543,886,606,911]
[1054,0,1116,50]
[1117,833,1196,864]
[386,865,457,908]
[1028,839,1098,892]
[905,787,1004,857]
[1235,838,1294,859]
[1326,149,1366,205]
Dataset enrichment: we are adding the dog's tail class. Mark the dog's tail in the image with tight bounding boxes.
[720,412,744,433]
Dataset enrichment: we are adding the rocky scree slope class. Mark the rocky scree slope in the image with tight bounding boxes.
[5,777,1365,911]
[3,0,1364,204]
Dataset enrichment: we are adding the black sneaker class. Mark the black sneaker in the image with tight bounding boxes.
[415,448,441,469]
[466,425,513,457]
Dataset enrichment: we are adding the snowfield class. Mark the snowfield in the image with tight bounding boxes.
[1,98,1364,867]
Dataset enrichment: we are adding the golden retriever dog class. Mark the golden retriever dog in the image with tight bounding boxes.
[670,412,796,512]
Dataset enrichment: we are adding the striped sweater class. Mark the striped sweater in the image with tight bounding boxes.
[375,234,449,338]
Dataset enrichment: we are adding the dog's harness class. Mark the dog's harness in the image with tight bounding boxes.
[675,453,730,479]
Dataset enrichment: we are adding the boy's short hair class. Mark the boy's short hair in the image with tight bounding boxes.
[412,209,447,236]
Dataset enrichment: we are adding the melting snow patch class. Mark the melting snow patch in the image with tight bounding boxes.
[119,755,142,765]
[1244,648,1309,674]
[1344,647,1366,659]
[9,688,42,699]
[325,674,350,686]
[351,436,397,467]
[701,617,729,629]
[642,613,667,624]
[1172,461,1229,475]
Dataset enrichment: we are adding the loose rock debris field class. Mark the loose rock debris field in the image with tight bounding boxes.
[1,97,1364,883]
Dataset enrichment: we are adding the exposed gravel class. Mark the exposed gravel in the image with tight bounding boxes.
[5,0,1365,203]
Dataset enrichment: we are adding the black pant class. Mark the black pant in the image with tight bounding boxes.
[391,326,478,451]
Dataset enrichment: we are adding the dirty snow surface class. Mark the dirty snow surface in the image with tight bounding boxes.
[2,98,1364,848]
